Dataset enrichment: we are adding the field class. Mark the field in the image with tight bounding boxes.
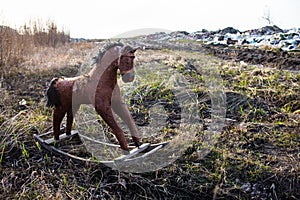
[0,26,299,199]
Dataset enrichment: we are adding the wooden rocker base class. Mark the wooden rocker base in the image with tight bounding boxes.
[33,128,169,166]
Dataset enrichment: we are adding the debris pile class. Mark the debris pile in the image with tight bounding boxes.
[145,25,300,51]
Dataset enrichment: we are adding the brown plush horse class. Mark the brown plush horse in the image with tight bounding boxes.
[46,42,141,153]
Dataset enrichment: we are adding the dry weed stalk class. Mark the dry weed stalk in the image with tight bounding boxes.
[0,18,70,73]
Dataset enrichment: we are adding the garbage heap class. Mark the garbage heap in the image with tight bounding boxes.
[145,25,300,51]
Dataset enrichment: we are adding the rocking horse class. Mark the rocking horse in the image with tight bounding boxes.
[45,42,142,154]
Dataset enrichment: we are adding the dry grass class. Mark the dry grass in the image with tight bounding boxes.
[0,34,299,199]
[0,19,70,73]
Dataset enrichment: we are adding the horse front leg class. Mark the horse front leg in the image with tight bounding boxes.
[112,85,141,147]
[95,104,129,152]
[53,107,66,140]
[112,100,141,147]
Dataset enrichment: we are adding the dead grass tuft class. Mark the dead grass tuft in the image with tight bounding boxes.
[0,38,299,199]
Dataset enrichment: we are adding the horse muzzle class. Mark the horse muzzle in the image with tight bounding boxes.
[122,71,135,83]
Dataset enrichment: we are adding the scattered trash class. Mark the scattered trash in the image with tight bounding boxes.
[145,25,300,51]
[19,99,27,110]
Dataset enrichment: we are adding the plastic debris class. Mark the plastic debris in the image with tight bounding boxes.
[145,26,300,51]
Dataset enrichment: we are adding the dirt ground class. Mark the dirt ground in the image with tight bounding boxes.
[0,41,299,199]
[202,43,300,70]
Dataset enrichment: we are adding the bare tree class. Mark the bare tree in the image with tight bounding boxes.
[262,5,273,25]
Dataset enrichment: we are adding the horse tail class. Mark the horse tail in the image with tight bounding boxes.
[46,78,61,107]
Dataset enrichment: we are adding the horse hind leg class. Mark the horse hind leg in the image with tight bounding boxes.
[53,108,66,140]
[66,105,79,135]
[66,109,73,136]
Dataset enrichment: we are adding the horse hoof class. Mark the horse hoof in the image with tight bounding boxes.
[123,149,130,155]
[134,141,142,148]
[53,139,60,147]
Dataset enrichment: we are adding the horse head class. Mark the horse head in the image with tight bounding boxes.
[118,46,139,83]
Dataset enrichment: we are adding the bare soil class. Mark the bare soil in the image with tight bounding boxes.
[0,41,299,199]
[202,43,300,70]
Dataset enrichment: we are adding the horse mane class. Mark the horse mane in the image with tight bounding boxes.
[78,41,136,75]
[91,41,124,66]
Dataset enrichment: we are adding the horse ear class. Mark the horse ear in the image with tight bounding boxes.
[130,47,141,53]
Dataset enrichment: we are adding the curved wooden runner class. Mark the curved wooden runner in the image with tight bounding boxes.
[33,129,169,165]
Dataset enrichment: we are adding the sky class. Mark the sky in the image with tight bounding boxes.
[1,0,299,39]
